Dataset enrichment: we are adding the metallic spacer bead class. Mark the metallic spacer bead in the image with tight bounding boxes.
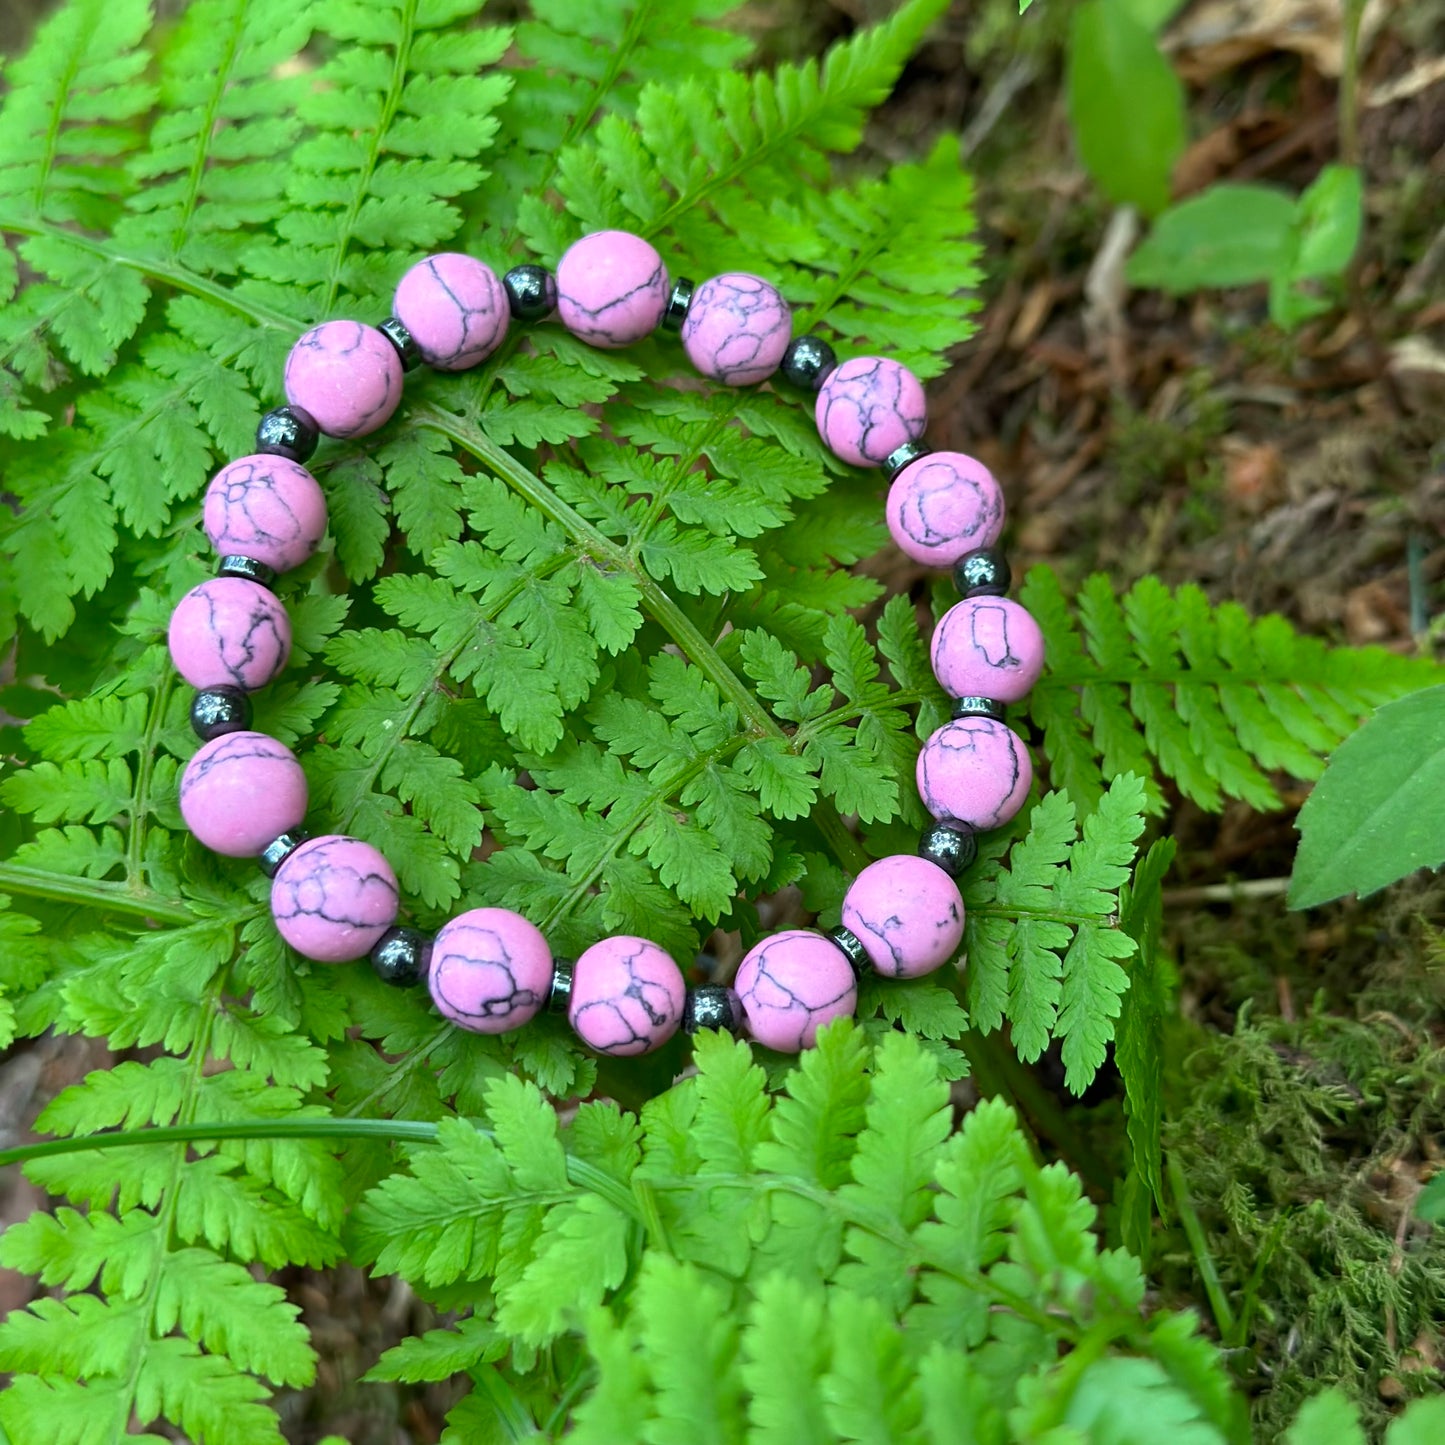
[779,334,837,391]
[918,821,978,878]
[217,555,278,590]
[503,264,557,323]
[189,686,252,742]
[885,441,932,482]
[682,984,745,1036]
[546,956,575,1013]
[258,828,311,880]
[377,316,421,371]
[950,695,1005,722]
[662,277,695,333]
[370,927,432,987]
[827,925,873,978]
[953,547,1012,598]
[255,405,319,464]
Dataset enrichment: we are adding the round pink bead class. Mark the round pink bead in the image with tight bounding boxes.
[429,907,553,1034]
[841,855,964,980]
[393,253,510,371]
[931,597,1046,704]
[168,578,290,692]
[568,935,684,1056]
[734,930,857,1053]
[886,451,1005,567]
[916,718,1033,831]
[681,272,792,385]
[815,356,927,468]
[283,320,403,438]
[180,732,308,858]
[555,231,669,349]
[271,835,399,963]
[203,454,327,574]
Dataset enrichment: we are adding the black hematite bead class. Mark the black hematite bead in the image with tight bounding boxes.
[503,264,557,322]
[546,957,575,1013]
[255,406,319,464]
[827,925,873,978]
[218,555,277,589]
[779,334,837,391]
[683,985,744,1036]
[919,822,978,878]
[190,686,252,741]
[370,927,432,987]
[885,441,931,481]
[950,695,1005,722]
[258,829,310,880]
[953,547,1012,598]
[662,277,695,332]
[378,317,420,371]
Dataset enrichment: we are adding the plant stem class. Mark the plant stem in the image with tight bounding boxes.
[1339,0,1367,168]
[0,863,197,925]
[1167,1151,1238,1342]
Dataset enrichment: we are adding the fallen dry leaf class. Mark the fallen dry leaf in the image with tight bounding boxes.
[1167,0,1391,82]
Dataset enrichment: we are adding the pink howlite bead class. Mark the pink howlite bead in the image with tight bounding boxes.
[283,320,403,438]
[681,272,792,385]
[815,356,927,468]
[734,930,857,1053]
[180,732,308,858]
[555,231,669,349]
[203,454,328,573]
[568,935,685,1056]
[886,452,1005,567]
[841,855,964,980]
[393,253,510,371]
[916,718,1033,831]
[168,578,291,692]
[429,907,553,1035]
[271,835,399,963]
[931,597,1046,704]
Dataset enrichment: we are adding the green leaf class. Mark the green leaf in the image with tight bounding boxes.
[1283,1388,1365,1445]
[1414,1171,1445,1224]
[1066,0,1186,216]
[1388,1396,1445,1445]
[1127,184,1295,293]
[1289,685,1445,908]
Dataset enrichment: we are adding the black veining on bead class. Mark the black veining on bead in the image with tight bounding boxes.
[270,836,398,926]
[378,316,421,371]
[918,718,1026,830]
[826,925,874,978]
[885,441,931,481]
[953,547,1011,598]
[185,579,289,691]
[546,957,575,1013]
[893,457,1004,557]
[190,686,253,741]
[218,555,278,589]
[571,940,678,1055]
[207,456,323,570]
[180,732,295,806]
[841,881,961,980]
[558,256,668,347]
[683,984,745,1036]
[432,920,546,1026]
[737,933,857,1053]
[779,334,837,391]
[503,264,557,322]
[258,829,311,879]
[919,822,978,878]
[950,694,1005,721]
[680,274,791,384]
[662,277,695,332]
[371,927,431,987]
[818,357,927,465]
[256,406,319,464]
[283,323,400,439]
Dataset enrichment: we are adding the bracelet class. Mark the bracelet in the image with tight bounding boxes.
[166,231,1042,1059]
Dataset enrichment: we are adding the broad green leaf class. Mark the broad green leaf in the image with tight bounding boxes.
[1066,0,1186,216]
[1127,184,1295,292]
[1283,1388,1365,1445]
[1388,1396,1445,1445]
[1415,1171,1445,1224]
[1289,685,1445,908]
[1289,164,1363,281]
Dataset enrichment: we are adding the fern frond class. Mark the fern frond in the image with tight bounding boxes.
[1025,567,1443,814]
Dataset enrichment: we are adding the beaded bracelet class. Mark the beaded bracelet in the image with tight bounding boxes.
[168,230,1042,1059]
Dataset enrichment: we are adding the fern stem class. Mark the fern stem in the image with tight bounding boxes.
[0,862,196,924]
[472,1362,545,1441]
[0,1118,646,1225]
[1167,1150,1238,1342]
[419,406,872,876]
[125,671,174,888]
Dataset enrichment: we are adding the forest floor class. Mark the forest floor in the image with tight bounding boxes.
[2,0,1444,1441]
